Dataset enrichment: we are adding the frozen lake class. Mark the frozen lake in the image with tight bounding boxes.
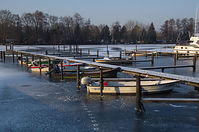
[0,44,199,132]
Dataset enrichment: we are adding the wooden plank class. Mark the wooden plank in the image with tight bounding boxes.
[140,65,194,70]
[91,78,162,81]
[143,98,199,103]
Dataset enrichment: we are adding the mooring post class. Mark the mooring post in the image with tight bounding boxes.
[176,51,179,60]
[5,45,7,51]
[26,55,29,68]
[61,60,64,80]
[3,51,5,63]
[173,54,177,66]
[0,51,2,60]
[97,49,99,57]
[135,75,143,112]
[20,53,23,66]
[151,53,154,66]
[48,58,52,78]
[107,50,109,57]
[124,49,126,55]
[32,55,34,61]
[12,51,15,63]
[193,55,197,72]
[99,67,104,97]
[119,50,122,59]
[76,65,81,90]
[88,49,90,55]
[39,57,42,75]
[80,49,82,56]
[134,52,137,60]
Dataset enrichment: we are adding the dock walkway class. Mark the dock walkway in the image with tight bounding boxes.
[13,50,199,87]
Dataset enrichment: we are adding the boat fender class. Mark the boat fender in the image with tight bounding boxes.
[103,81,108,86]
[81,77,92,85]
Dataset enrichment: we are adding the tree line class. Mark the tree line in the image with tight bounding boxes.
[0,10,197,45]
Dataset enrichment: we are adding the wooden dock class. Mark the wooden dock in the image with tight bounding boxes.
[11,50,199,87]
[2,49,199,112]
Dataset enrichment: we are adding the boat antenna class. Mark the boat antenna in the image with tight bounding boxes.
[194,6,198,36]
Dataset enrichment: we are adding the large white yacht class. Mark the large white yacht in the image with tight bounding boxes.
[174,34,199,54]
[174,9,199,54]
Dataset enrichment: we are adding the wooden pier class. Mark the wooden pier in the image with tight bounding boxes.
[2,49,199,112]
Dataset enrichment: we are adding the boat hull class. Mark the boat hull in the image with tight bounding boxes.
[95,59,133,64]
[87,80,177,94]
[51,68,118,79]
[174,46,199,54]
[31,66,49,72]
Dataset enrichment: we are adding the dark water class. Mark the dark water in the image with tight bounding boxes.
[1,49,199,131]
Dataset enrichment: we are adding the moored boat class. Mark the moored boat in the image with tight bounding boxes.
[50,68,119,79]
[95,57,133,64]
[174,9,199,54]
[82,78,178,94]
[30,59,82,72]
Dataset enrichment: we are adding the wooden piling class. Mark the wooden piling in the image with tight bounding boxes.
[124,49,126,55]
[99,67,104,97]
[193,55,197,72]
[12,51,15,63]
[97,49,99,57]
[39,57,42,75]
[5,45,7,51]
[32,55,34,61]
[26,56,29,68]
[48,58,52,78]
[145,51,148,57]
[76,65,81,90]
[151,53,154,66]
[3,51,5,62]
[173,54,177,66]
[88,49,90,55]
[120,50,122,59]
[47,58,51,78]
[20,53,23,66]
[176,51,178,60]
[60,60,64,80]
[0,51,2,60]
[134,52,137,60]
[80,49,82,56]
[135,75,143,112]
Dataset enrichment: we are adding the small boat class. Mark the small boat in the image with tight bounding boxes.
[30,59,82,72]
[95,57,133,64]
[82,78,178,94]
[50,68,119,79]
[30,65,49,72]
[17,58,32,66]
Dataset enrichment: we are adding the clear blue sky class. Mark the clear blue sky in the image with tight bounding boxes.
[0,0,199,29]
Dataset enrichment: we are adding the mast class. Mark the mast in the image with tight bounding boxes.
[194,7,198,36]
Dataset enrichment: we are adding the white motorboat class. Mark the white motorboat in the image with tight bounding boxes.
[174,9,199,54]
[81,77,178,94]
